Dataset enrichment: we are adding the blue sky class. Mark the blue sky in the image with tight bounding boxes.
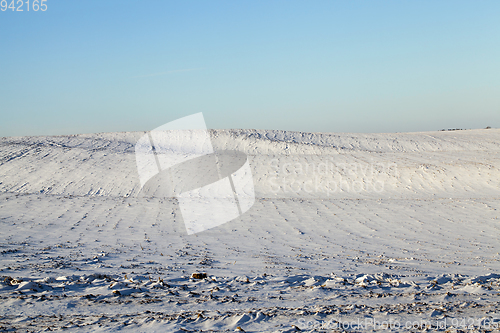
[1,1,499,137]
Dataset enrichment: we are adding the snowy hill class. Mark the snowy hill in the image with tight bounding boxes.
[1,129,500,332]
[2,129,499,198]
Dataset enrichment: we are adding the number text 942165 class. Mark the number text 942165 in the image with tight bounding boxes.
[1,0,47,11]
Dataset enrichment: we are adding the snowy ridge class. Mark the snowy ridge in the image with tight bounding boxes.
[1,129,499,199]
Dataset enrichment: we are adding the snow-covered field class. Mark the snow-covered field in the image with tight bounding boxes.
[1,129,500,332]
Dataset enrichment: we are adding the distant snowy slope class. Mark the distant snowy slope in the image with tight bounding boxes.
[1,129,499,199]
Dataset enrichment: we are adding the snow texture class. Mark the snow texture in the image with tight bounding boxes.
[1,128,500,332]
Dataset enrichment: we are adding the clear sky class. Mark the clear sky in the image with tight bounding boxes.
[1,1,499,137]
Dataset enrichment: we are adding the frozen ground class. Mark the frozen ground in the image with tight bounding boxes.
[1,129,500,332]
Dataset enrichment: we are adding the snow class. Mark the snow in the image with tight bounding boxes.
[1,128,500,332]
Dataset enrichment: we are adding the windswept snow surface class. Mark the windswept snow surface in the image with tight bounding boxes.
[1,129,500,332]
